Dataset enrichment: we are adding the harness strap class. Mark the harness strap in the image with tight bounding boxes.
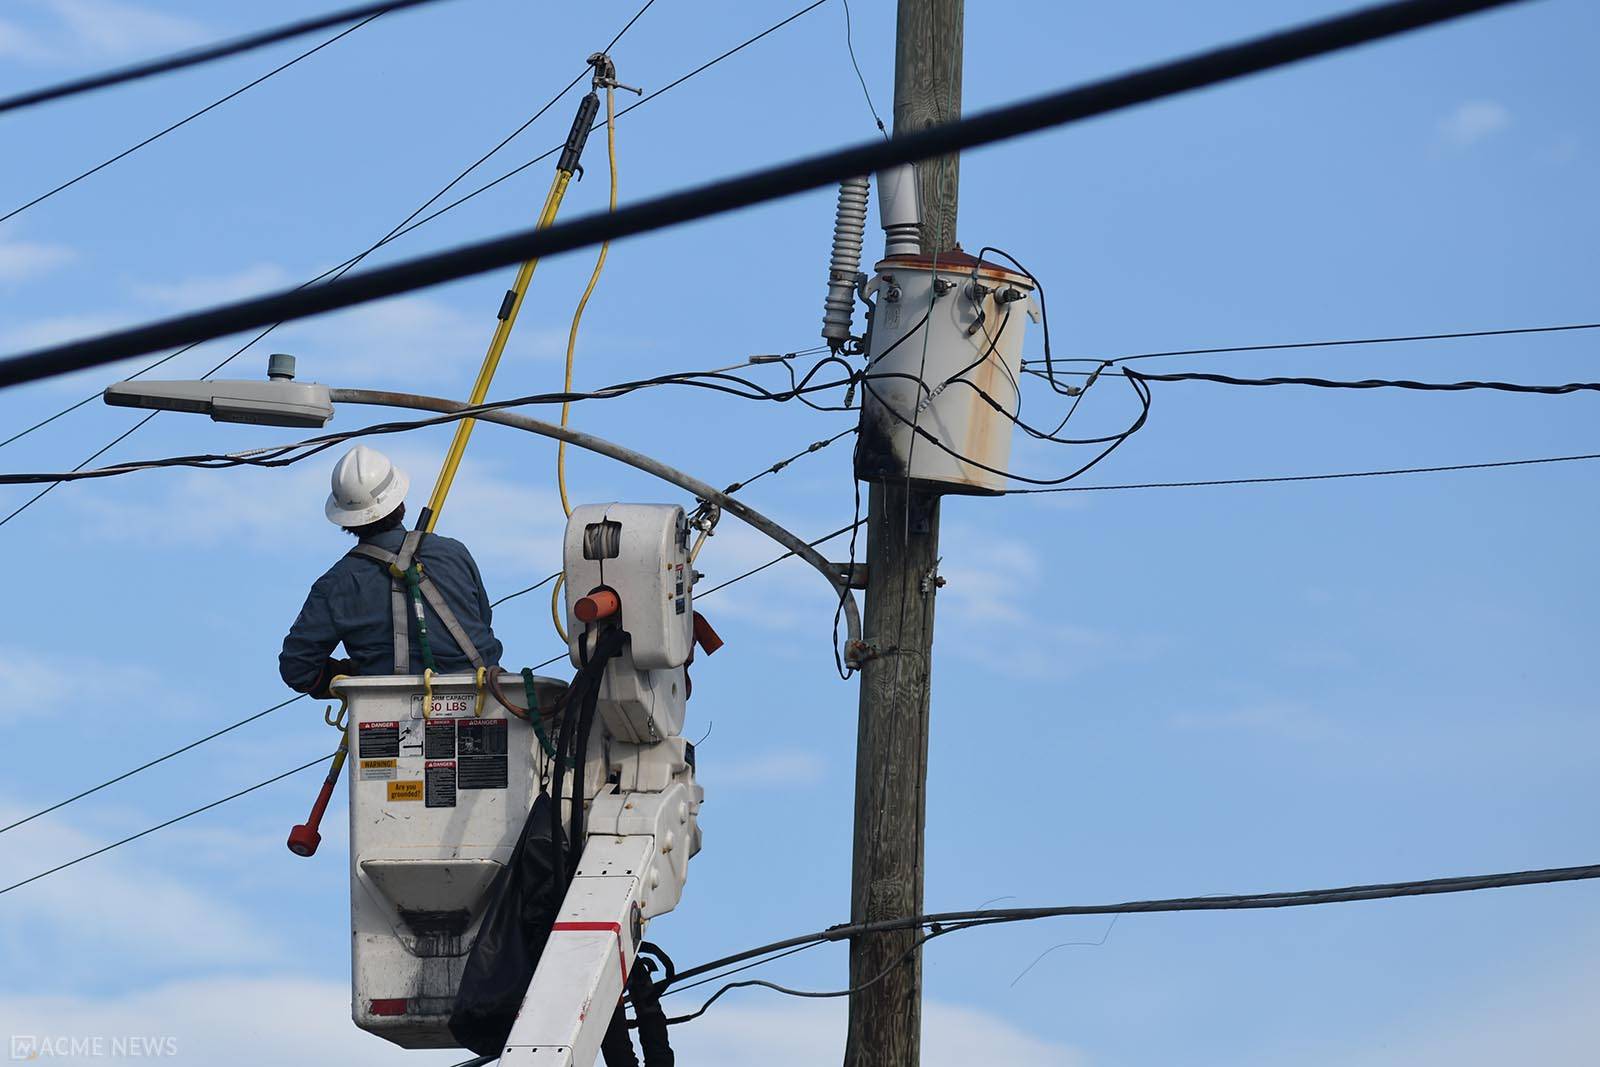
[348,534,487,673]
[415,572,486,671]
[347,543,410,674]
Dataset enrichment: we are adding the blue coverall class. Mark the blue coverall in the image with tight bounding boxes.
[279,528,505,692]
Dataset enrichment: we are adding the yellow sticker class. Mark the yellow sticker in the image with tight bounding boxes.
[388,780,424,802]
[360,759,396,782]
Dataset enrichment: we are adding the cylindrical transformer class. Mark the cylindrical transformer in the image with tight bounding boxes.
[856,250,1035,495]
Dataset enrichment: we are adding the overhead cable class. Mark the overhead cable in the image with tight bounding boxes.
[0,0,461,116]
[0,0,1536,389]
[1004,449,1600,494]
[654,861,1600,1020]
[0,695,306,836]
[1127,368,1600,394]
[0,14,385,226]
[0,0,810,458]
[1026,320,1600,367]
[0,753,334,897]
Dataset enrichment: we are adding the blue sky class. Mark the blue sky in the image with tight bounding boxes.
[1,0,1597,1063]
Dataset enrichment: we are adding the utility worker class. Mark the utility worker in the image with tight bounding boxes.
[280,445,504,696]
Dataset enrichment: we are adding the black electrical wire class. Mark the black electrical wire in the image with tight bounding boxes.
[0,695,307,836]
[0,752,335,897]
[491,572,560,608]
[840,0,888,139]
[1004,449,1600,493]
[720,427,856,494]
[0,0,1535,390]
[373,0,835,268]
[0,0,658,530]
[1024,319,1600,366]
[0,360,869,486]
[0,0,821,463]
[1127,368,1600,394]
[0,0,462,116]
[653,861,1600,1021]
[0,14,386,226]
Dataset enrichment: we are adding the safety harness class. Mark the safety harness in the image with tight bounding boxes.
[348,530,488,676]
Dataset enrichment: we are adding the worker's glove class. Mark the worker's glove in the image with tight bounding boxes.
[313,658,355,699]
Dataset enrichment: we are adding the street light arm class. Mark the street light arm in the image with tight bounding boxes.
[328,387,865,665]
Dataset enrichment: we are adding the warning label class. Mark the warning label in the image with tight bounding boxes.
[387,780,423,802]
[425,718,457,759]
[457,719,508,790]
[359,721,399,759]
[359,758,396,781]
[425,760,457,808]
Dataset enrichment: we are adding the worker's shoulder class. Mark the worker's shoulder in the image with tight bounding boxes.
[422,532,478,560]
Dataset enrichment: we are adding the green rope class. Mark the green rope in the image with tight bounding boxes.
[522,667,565,763]
[402,566,437,673]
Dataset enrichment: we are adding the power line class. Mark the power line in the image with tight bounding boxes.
[0,5,667,534]
[1127,368,1600,394]
[1004,449,1600,494]
[371,0,835,259]
[0,70,588,461]
[0,753,333,897]
[655,860,1600,1020]
[840,0,888,138]
[0,0,818,465]
[0,696,306,835]
[0,360,861,486]
[0,0,462,116]
[1023,320,1600,367]
[0,14,385,226]
[720,427,856,494]
[0,0,1535,390]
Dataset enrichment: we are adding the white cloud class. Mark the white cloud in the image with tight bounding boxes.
[1436,100,1511,149]
[0,644,166,722]
[0,311,127,350]
[0,0,206,64]
[133,263,293,308]
[0,239,74,284]
[1324,940,1600,1067]
[0,983,1082,1066]
[66,444,567,573]
[709,748,826,788]
[0,800,280,973]
[0,977,463,1066]
[671,999,1088,1067]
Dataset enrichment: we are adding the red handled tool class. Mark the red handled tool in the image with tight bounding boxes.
[289,698,350,858]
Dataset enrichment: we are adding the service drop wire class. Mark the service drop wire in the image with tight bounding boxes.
[643,861,1600,1026]
[0,358,871,486]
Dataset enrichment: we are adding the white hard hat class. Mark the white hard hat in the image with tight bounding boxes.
[325,445,409,528]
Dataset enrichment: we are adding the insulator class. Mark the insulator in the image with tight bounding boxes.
[821,176,870,348]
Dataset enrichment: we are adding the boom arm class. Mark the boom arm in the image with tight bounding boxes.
[501,740,700,1065]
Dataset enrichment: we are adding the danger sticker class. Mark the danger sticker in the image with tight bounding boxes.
[359,721,399,759]
[425,760,457,808]
[359,758,396,781]
[457,719,508,790]
[425,718,457,759]
[387,780,424,802]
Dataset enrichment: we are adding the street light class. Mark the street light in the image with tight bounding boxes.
[103,352,333,428]
[100,356,866,657]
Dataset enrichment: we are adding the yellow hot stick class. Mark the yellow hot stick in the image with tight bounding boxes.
[421,170,572,531]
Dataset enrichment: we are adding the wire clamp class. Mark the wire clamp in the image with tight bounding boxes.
[587,52,642,95]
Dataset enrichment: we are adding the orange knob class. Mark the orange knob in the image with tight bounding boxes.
[575,589,620,623]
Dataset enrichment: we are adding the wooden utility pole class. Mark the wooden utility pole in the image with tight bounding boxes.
[845,3,962,1065]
